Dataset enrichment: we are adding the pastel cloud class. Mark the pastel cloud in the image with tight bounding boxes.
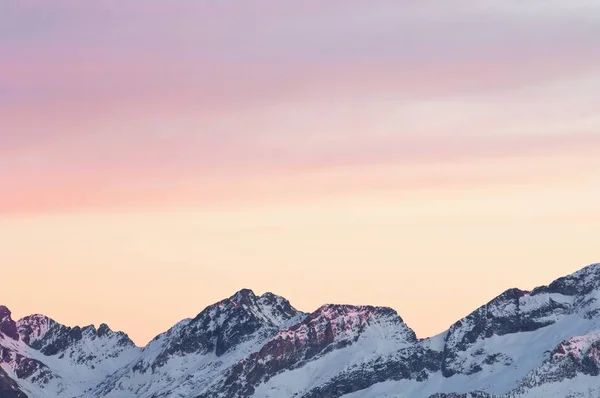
[1,0,600,213]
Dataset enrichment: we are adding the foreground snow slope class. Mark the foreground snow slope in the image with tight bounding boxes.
[1,263,599,398]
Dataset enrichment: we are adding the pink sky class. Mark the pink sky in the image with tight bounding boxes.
[1,1,600,344]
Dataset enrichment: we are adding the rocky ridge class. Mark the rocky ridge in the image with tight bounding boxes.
[1,264,600,398]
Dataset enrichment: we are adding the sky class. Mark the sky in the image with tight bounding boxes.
[1,1,600,345]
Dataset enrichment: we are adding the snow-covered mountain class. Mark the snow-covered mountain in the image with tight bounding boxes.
[0,306,140,398]
[2,264,600,398]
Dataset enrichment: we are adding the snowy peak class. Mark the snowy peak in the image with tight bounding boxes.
[229,288,257,303]
[532,262,600,297]
[255,291,302,326]
[0,306,11,321]
[434,263,600,396]
[443,288,532,354]
[197,303,418,398]
[93,290,306,398]
[310,304,409,326]
[78,323,135,347]
[16,314,136,357]
[443,264,600,358]
[17,317,135,359]
[4,264,600,398]
[16,314,55,346]
[2,313,140,398]
[284,303,416,348]
[218,289,301,328]
[148,289,302,362]
[0,306,19,341]
[97,323,113,337]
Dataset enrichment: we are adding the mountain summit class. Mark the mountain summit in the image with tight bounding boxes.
[2,266,600,398]
[0,306,19,341]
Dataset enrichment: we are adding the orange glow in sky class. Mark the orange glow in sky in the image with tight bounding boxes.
[2,0,599,344]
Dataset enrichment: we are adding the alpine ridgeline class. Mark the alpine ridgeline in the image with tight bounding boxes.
[2,264,600,398]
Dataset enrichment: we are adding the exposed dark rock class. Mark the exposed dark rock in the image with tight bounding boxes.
[441,282,578,378]
[302,348,442,398]
[0,368,27,398]
[198,304,416,398]
[4,264,600,398]
[0,307,19,341]
[145,289,301,372]
[517,334,600,392]
[19,316,135,358]
[531,264,600,297]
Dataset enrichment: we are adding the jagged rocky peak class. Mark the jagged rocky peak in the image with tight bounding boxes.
[532,262,600,296]
[313,303,406,323]
[0,306,11,320]
[439,263,600,380]
[444,287,531,345]
[196,303,419,398]
[0,306,19,341]
[17,313,133,349]
[229,287,257,302]
[97,323,113,337]
[17,314,55,345]
[16,314,136,357]
[5,264,600,398]
[264,303,417,356]
[293,303,415,342]
[143,289,303,370]
[254,303,417,364]
[218,288,303,323]
[97,290,304,397]
[219,288,301,326]
[441,285,572,377]
[78,322,134,341]
[443,270,597,352]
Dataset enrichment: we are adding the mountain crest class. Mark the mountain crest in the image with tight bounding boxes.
[0,306,11,319]
[4,263,600,398]
[211,289,302,329]
[531,262,600,296]
[228,288,257,303]
[313,303,403,321]
[16,314,54,345]
[138,289,303,374]
[0,306,19,341]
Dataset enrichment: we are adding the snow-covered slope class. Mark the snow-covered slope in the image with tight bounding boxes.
[197,304,427,398]
[1,264,600,398]
[343,263,600,398]
[93,289,305,398]
[0,305,141,398]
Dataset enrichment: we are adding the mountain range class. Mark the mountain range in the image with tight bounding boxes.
[2,263,600,398]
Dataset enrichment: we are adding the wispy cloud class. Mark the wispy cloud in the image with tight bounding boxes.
[1,0,599,213]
